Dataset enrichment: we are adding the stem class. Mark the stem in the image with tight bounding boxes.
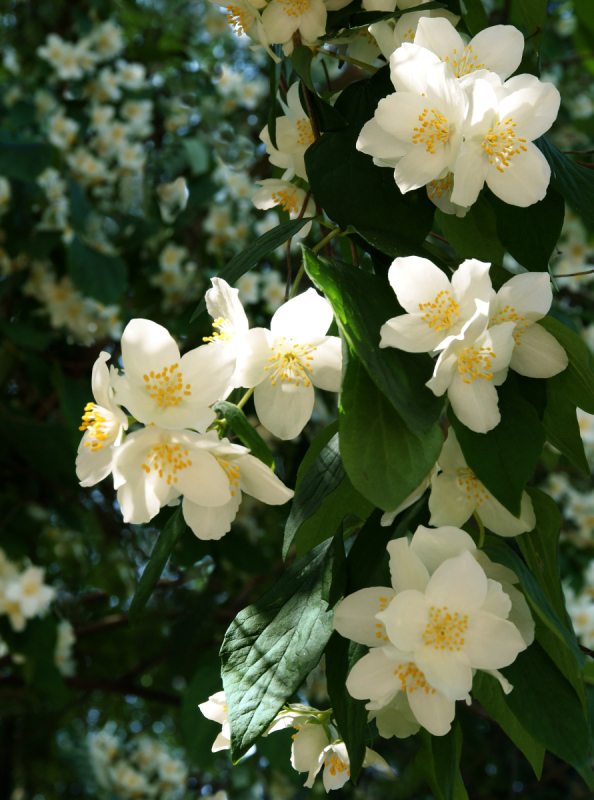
[312,46,379,74]
[289,228,342,299]
[473,511,485,549]
[553,268,594,278]
[237,387,255,409]
[285,189,312,302]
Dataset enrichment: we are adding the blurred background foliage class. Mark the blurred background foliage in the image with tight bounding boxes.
[1,0,594,797]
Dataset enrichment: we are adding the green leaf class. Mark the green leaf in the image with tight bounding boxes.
[415,724,468,800]
[284,432,373,559]
[539,316,594,414]
[472,672,544,777]
[542,377,589,475]
[129,507,187,626]
[340,349,442,510]
[67,235,128,305]
[515,0,547,53]
[0,138,53,180]
[214,401,275,469]
[191,217,313,322]
[292,46,315,92]
[458,0,488,34]
[436,195,504,264]
[449,375,545,516]
[182,137,210,175]
[501,643,592,784]
[486,185,565,272]
[296,421,339,485]
[18,616,68,706]
[221,538,337,761]
[303,248,443,436]
[536,135,594,226]
[304,66,435,252]
[325,635,368,783]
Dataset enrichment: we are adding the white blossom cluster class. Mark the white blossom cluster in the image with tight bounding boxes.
[199,692,393,791]
[88,727,188,799]
[214,64,268,113]
[552,211,594,292]
[75,279,342,539]
[149,238,200,312]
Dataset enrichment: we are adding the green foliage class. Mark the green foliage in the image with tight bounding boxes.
[542,377,590,474]
[449,376,545,516]
[67,235,128,305]
[291,46,315,92]
[214,401,275,468]
[515,0,547,53]
[537,136,594,226]
[415,725,468,800]
[436,195,505,264]
[129,507,187,626]
[457,0,488,34]
[220,538,338,762]
[0,139,54,180]
[540,316,594,414]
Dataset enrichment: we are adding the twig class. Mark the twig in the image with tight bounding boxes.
[553,268,594,278]
[279,71,289,96]
[575,161,594,169]
[579,644,594,658]
[525,25,542,42]
[429,231,449,244]
[285,189,312,301]
[563,149,594,155]
[350,238,359,267]
[311,46,379,74]
[321,59,332,93]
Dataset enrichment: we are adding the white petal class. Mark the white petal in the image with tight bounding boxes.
[486,144,551,207]
[271,288,333,340]
[291,724,328,775]
[510,323,568,378]
[299,0,327,41]
[117,472,163,524]
[394,139,451,192]
[449,145,489,208]
[310,337,342,391]
[262,0,299,43]
[451,258,493,322]
[389,42,440,94]
[239,454,294,504]
[469,25,525,80]
[408,684,456,735]
[479,491,535,537]
[499,80,561,142]
[378,590,427,652]
[121,319,180,386]
[380,314,449,353]
[233,327,274,388]
[182,494,241,540]
[428,472,476,528]
[346,647,401,703]
[413,647,473,701]
[375,92,427,145]
[464,610,526,668]
[92,351,114,411]
[447,372,502,434]
[357,117,409,161]
[370,693,421,739]
[206,277,249,335]
[410,524,476,573]
[414,17,464,65]
[482,578,512,619]
[425,551,488,611]
[495,271,552,316]
[504,583,535,646]
[387,255,452,314]
[76,439,116,487]
[254,378,315,440]
[387,538,430,592]
[334,587,395,648]
[174,448,232,507]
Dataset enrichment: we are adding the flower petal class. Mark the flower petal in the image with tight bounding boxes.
[464,610,526,669]
[389,42,440,94]
[510,323,568,378]
[346,647,401,703]
[254,378,315,440]
[334,587,395,647]
[410,524,476,573]
[271,288,333,340]
[206,277,250,335]
[121,319,180,386]
[425,550,488,612]
[486,143,551,207]
[407,684,456,735]
[310,336,342,391]
[238,454,294,504]
[387,255,452,314]
[182,494,241,540]
[378,589,427,652]
[387,537,430,592]
[428,472,476,528]
[480,490,535,537]
[414,646,473,701]
[469,24,525,80]
[447,372,502,434]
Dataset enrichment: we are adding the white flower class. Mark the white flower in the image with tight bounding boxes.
[1,567,56,632]
[252,179,315,236]
[260,83,315,181]
[76,352,128,487]
[380,464,438,526]
[413,17,525,85]
[451,74,560,208]
[262,271,287,311]
[157,178,189,223]
[357,45,468,191]
[47,112,79,149]
[425,171,470,216]
[92,20,125,60]
[428,429,536,536]
[369,8,460,60]
[55,620,76,676]
[157,754,188,786]
[116,60,146,89]
[236,272,260,304]
[380,255,492,353]
[426,299,516,433]
[179,431,294,541]
[199,691,231,751]
[261,0,345,47]
[112,319,234,432]
[204,277,251,392]
[0,177,11,214]
[234,289,342,440]
[488,273,568,378]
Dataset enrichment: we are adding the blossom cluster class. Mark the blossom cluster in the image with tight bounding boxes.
[88,727,188,799]
[334,525,533,737]
[75,279,342,540]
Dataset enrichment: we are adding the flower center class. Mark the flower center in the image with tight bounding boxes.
[226,4,249,34]
[375,594,393,641]
[444,44,485,77]
[325,754,350,777]
[418,289,460,332]
[481,117,527,173]
[79,402,119,451]
[412,108,450,154]
[276,0,311,18]
[423,605,468,651]
[203,317,234,344]
[217,458,241,497]
[143,364,192,408]
[265,337,316,387]
[427,172,454,202]
[457,345,495,384]
[456,467,490,505]
[141,443,192,485]
[489,305,529,347]
[271,189,299,214]
[402,27,415,41]
[296,117,314,147]
[393,662,436,695]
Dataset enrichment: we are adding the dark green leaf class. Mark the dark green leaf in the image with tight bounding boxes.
[129,507,187,626]
[472,672,544,777]
[214,401,275,469]
[304,66,435,252]
[221,538,337,761]
[68,178,93,232]
[536,135,594,226]
[501,643,592,784]
[310,92,349,133]
[191,218,313,322]
[0,320,51,352]
[67,235,128,305]
[340,349,442,510]
[182,137,209,175]
[0,139,53,180]
[449,375,545,516]
[486,185,565,272]
[325,635,368,783]
[458,0,488,34]
[515,0,547,53]
[436,195,504,264]
[542,378,589,474]
[539,316,594,413]
[415,724,468,800]
[18,616,68,706]
[292,46,315,92]
[303,248,443,436]
[296,421,339,485]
